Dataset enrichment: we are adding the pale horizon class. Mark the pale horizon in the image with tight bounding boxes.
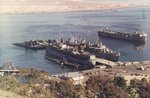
[0,0,150,4]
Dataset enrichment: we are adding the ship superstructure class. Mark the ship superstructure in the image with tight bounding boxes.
[64,38,120,62]
[45,41,96,69]
[13,40,49,50]
[84,42,120,62]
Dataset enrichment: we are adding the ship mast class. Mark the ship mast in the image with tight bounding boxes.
[57,31,62,43]
[142,8,145,19]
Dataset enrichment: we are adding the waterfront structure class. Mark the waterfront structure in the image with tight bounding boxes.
[51,72,84,85]
[0,61,19,76]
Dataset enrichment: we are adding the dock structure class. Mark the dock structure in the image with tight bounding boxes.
[95,58,117,67]
[0,61,19,76]
[50,58,118,85]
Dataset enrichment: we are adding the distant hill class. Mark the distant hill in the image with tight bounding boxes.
[1,0,149,14]
[1,0,85,4]
[0,0,129,14]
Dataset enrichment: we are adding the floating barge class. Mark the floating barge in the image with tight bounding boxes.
[97,28,147,43]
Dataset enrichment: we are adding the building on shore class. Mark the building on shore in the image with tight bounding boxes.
[51,72,84,85]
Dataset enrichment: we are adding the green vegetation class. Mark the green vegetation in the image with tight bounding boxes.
[113,76,127,90]
[0,76,21,93]
[128,78,150,98]
[0,68,150,98]
[86,75,130,98]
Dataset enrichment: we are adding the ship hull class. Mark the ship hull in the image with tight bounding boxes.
[97,31,147,43]
[45,46,95,70]
[84,48,119,62]
[13,43,45,50]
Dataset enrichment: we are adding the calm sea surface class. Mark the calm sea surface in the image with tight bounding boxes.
[0,6,150,74]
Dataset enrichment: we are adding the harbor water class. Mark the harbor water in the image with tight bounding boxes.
[0,6,150,74]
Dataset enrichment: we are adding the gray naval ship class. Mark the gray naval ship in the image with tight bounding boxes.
[13,39,57,50]
[65,38,120,62]
[45,38,119,69]
[45,41,96,70]
[97,28,147,43]
[13,40,48,50]
[84,42,120,62]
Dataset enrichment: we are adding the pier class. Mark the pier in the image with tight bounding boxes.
[0,61,19,76]
[95,58,117,67]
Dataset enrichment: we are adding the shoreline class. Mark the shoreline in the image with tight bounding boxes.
[0,59,149,97]
[0,4,149,15]
[51,60,150,85]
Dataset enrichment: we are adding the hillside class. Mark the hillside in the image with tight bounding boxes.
[0,89,28,98]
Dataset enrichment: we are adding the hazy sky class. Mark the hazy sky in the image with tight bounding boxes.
[88,0,150,4]
[0,0,150,4]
